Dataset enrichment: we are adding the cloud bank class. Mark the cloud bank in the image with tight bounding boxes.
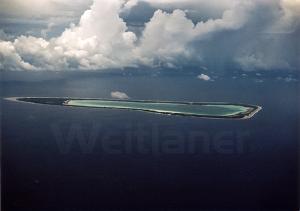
[0,0,299,71]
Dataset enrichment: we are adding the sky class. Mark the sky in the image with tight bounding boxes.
[0,0,299,72]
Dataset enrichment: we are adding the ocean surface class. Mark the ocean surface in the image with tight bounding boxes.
[1,71,299,210]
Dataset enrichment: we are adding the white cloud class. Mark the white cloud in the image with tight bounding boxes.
[0,0,299,71]
[111,91,130,99]
[0,41,37,71]
[135,9,196,65]
[197,74,211,81]
[52,0,137,69]
[135,1,254,66]
[0,0,138,71]
[269,0,300,33]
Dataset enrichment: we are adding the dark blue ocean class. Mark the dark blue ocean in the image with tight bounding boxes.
[1,70,299,210]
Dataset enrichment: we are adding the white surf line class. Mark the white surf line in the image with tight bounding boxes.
[242,106,262,119]
[4,97,19,102]
[4,97,42,105]
[62,99,70,106]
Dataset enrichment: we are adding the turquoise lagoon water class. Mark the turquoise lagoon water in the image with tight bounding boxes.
[66,99,256,118]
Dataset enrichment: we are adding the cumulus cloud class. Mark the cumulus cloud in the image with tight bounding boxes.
[1,0,137,71]
[197,74,211,81]
[135,0,256,66]
[0,0,299,71]
[111,91,130,99]
[0,41,36,70]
